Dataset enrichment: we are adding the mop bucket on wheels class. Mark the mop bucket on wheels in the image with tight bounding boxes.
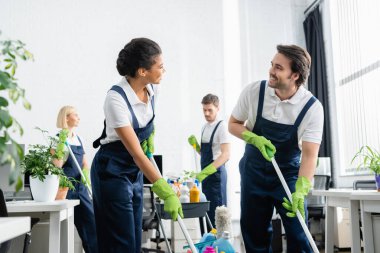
[155,201,211,253]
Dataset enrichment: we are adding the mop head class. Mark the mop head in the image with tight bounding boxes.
[215,205,232,238]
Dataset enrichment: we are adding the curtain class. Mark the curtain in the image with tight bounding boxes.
[303,7,332,159]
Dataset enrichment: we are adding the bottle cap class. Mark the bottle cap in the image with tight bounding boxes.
[210,228,217,234]
[222,231,230,239]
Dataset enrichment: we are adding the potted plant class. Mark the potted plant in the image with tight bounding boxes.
[21,143,65,201]
[55,176,76,200]
[352,145,380,191]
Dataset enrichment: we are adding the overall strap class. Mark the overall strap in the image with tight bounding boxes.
[111,85,139,129]
[202,120,223,143]
[256,80,267,120]
[293,96,317,128]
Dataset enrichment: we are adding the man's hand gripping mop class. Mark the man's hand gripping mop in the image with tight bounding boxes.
[271,156,319,253]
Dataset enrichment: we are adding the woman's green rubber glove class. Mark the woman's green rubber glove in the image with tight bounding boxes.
[188,135,201,152]
[242,130,276,161]
[282,176,312,220]
[141,129,155,158]
[196,164,217,182]
[82,167,91,188]
[152,178,184,221]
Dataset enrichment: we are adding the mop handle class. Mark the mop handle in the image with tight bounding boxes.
[193,145,200,173]
[148,156,198,253]
[271,158,319,253]
[65,142,93,199]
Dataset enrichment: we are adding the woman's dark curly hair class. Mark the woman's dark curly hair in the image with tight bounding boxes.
[116,38,162,77]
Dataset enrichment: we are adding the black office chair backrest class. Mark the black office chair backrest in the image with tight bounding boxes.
[0,189,8,217]
[353,180,376,190]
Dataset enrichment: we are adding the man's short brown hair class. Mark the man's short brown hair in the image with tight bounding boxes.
[201,94,219,107]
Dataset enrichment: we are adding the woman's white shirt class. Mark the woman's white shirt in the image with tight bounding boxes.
[101,77,158,145]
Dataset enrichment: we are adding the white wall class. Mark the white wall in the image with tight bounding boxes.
[0,0,224,177]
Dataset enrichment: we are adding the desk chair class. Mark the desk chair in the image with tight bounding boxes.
[307,175,331,248]
[0,189,39,253]
[353,180,377,190]
[141,185,165,253]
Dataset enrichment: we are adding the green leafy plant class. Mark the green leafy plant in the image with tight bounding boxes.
[0,34,33,191]
[351,146,380,174]
[21,144,65,181]
[21,128,72,186]
[59,176,76,191]
[182,170,196,182]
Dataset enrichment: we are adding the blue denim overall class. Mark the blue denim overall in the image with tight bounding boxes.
[240,81,316,253]
[63,137,98,253]
[91,85,154,253]
[200,120,227,227]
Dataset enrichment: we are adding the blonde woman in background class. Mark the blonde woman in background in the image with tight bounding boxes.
[54,106,98,253]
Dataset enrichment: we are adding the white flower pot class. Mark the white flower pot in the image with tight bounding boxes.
[30,175,59,202]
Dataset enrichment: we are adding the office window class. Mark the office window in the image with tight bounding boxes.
[329,0,380,174]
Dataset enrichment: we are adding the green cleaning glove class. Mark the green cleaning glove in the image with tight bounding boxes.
[188,135,201,153]
[82,167,91,188]
[242,130,276,161]
[196,163,217,182]
[141,129,155,158]
[282,176,312,219]
[146,129,155,158]
[55,129,69,160]
[152,178,184,220]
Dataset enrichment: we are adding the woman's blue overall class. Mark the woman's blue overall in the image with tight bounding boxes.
[91,85,154,253]
[63,138,98,253]
[200,120,227,227]
[239,80,316,253]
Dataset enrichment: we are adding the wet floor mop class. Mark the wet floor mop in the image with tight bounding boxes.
[148,155,198,253]
[271,157,319,253]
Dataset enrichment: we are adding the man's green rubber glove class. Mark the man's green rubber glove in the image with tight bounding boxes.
[242,130,276,161]
[188,135,201,153]
[82,168,91,188]
[196,163,217,183]
[152,178,184,221]
[141,140,148,155]
[282,176,312,219]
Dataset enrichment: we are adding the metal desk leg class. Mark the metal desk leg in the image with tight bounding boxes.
[49,211,61,253]
[349,200,361,253]
[325,205,334,253]
[361,201,375,253]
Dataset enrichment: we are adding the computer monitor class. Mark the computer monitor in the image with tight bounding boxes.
[143,155,162,184]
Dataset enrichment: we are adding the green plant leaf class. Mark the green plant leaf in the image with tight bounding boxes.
[0,109,13,127]
[0,96,8,107]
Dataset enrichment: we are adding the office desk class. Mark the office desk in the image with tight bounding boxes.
[0,217,30,243]
[350,190,380,253]
[6,199,79,253]
[311,189,361,253]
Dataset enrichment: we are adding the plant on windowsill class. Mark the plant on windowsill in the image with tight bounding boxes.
[351,145,380,191]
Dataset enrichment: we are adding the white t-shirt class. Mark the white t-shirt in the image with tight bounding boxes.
[100,77,158,144]
[67,133,82,147]
[201,119,230,161]
[231,80,324,147]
